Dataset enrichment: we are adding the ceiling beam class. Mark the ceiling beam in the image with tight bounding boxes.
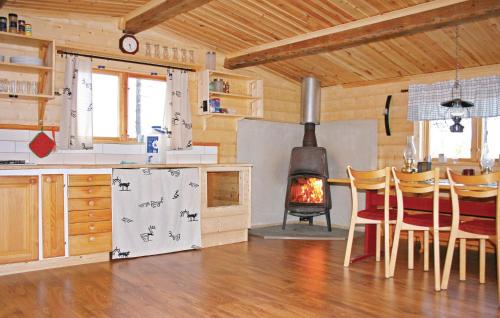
[224,0,500,70]
[120,0,212,34]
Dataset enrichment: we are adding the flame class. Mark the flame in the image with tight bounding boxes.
[290,177,324,204]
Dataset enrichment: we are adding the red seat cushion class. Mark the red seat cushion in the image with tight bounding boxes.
[403,214,452,227]
[459,219,496,236]
[358,208,397,221]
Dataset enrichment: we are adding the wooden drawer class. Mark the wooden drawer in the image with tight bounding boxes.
[68,198,111,211]
[68,186,111,199]
[69,209,111,223]
[69,232,112,256]
[68,174,111,187]
[69,221,112,236]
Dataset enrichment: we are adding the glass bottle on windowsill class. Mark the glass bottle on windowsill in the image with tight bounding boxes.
[402,135,417,173]
[480,143,494,174]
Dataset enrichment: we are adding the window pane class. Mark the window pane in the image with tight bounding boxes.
[128,78,166,138]
[92,73,120,137]
[485,116,500,158]
[429,119,472,159]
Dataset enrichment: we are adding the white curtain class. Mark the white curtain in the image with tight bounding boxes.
[164,69,192,150]
[408,75,500,121]
[59,56,93,150]
[112,168,201,259]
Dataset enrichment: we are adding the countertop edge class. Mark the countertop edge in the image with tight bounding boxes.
[0,163,253,170]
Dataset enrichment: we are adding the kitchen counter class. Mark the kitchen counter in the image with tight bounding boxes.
[0,163,253,170]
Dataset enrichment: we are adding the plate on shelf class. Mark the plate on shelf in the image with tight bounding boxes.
[9,56,44,66]
[0,55,4,62]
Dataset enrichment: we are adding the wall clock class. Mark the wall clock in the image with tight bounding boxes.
[119,34,139,55]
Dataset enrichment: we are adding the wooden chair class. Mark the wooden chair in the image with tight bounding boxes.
[389,168,451,291]
[344,166,394,278]
[441,170,500,299]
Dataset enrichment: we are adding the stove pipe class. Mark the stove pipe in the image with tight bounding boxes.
[300,76,321,147]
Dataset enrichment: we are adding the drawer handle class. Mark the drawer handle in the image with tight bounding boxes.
[30,178,37,184]
[88,212,94,218]
[89,225,96,231]
[88,188,93,194]
[46,176,52,183]
[89,236,96,242]
[88,200,95,207]
[87,176,93,182]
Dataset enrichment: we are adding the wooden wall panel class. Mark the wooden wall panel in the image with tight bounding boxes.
[0,8,301,164]
[42,174,65,258]
[321,63,500,169]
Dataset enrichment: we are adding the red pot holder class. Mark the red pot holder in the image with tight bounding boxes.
[29,129,56,158]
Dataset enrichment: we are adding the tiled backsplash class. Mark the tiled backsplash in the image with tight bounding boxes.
[0,129,217,164]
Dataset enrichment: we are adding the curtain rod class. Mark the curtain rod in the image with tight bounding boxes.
[56,49,196,72]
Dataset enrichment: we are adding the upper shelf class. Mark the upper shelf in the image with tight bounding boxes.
[0,62,52,73]
[209,91,259,100]
[0,32,54,47]
[209,70,258,80]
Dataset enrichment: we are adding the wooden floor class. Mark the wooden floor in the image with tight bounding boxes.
[0,235,499,317]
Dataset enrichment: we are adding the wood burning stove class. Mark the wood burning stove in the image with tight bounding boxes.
[282,77,332,231]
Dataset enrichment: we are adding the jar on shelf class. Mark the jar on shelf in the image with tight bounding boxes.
[0,17,7,32]
[8,13,18,33]
[18,20,25,35]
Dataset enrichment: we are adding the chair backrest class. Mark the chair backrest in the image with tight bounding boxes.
[392,167,440,224]
[347,166,390,218]
[447,169,500,226]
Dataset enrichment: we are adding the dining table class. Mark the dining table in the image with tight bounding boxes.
[328,177,498,263]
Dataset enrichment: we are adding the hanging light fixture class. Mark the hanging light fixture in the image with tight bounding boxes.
[440,25,474,133]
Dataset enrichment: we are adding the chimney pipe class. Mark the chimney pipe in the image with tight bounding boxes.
[300,77,320,147]
[300,76,321,125]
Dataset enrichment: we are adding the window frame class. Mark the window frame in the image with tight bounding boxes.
[92,69,166,144]
[421,118,483,163]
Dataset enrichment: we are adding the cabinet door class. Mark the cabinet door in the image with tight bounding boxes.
[0,176,39,265]
[42,174,65,258]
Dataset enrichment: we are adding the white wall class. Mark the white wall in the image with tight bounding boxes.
[0,129,217,164]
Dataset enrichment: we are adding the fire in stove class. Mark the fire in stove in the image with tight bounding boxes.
[290,177,324,204]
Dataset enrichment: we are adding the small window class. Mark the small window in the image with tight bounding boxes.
[485,116,500,158]
[428,119,472,159]
[127,77,166,138]
[92,73,120,137]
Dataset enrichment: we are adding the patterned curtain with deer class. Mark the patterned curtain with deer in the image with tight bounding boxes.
[59,55,93,150]
[111,168,201,259]
[163,69,192,150]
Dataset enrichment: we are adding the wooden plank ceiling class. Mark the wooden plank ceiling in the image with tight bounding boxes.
[4,0,500,87]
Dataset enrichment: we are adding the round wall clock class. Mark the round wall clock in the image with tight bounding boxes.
[119,34,139,55]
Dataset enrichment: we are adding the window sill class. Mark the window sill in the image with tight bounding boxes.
[93,137,143,145]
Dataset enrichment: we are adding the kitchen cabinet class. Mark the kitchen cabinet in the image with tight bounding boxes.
[42,174,65,258]
[0,176,39,265]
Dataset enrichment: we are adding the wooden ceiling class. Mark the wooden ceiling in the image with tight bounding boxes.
[4,0,500,87]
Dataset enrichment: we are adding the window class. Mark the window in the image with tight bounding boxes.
[424,117,499,161]
[428,119,472,159]
[91,71,166,142]
[92,73,120,138]
[127,77,166,139]
[484,116,500,158]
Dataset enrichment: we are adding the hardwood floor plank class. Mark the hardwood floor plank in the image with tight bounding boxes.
[0,236,498,317]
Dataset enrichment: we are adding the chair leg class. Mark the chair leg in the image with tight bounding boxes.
[441,231,457,290]
[389,221,402,277]
[343,217,357,267]
[376,224,381,262]
[460,239,466,281]
[496,233,500,305]
[282,209,288,230]
[325,210,332,232]
[433,229,441,291]
[479,239,485,284]
[424,230,429,272]
[384,222,390,278]
[408,230,414,270]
